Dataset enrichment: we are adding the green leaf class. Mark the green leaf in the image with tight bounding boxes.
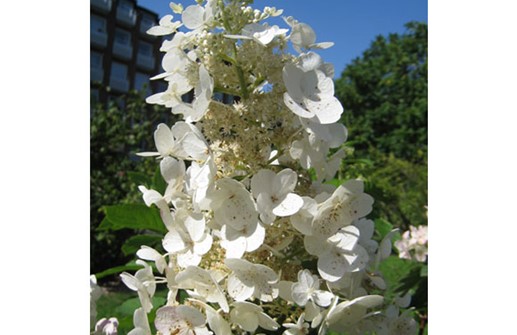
[98,216,117,231]
[396,265,425,295]
[377,255,420,301]
[115,296,166,316]
[420,264,428,277]
[121,234,163,256]
[324,178,342,188]
[94,263,143,279]
[344,158,374,166]
[98,204,167,233]
[152,166,167,194]
[127,171,152,187]
[374,218,393,239]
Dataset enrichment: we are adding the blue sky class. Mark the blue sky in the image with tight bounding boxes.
[138,0,427,77]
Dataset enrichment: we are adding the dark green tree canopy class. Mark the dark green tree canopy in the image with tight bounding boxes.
[336,21,427,162]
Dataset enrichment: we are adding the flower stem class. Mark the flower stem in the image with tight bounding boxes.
[220,0,249,99]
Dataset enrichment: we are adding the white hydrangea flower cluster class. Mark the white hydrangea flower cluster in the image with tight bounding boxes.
[119,1,418,334]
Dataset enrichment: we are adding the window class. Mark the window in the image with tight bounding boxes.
[114,28,131,46]
[138,42,153,57]
[116,0,136,26]
[91,15,106,34]
[157,81,168,93]
[119,0,134,12]
[140,14,156,33]
[90,52,103,69]
[113,28,133,60]
[111,62,128,79]
[134,72,151,94]
[91,0,112,13]
[109,62,129,92]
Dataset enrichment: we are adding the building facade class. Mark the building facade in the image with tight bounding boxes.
[90,0,165,104]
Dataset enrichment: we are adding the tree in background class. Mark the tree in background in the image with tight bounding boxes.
[336,21,428,231]
[336,21,427,163]
[335,22,428,330]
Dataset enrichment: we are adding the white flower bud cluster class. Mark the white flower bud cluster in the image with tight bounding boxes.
[119,1,418,334]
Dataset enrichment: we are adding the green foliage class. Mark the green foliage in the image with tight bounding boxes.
[336,22,427,163]
[338,147,427,231]
[99,204,167,233]
[96,290,167,335]
[333,22,428,332]
[121,234,163,256]
[334,22,428,231]
[95,262,143,280]
[90,90,174,274]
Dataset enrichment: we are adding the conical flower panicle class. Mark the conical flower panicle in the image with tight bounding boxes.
[115,1,417,334]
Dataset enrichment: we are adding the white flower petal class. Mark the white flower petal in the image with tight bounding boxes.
[182,5,205,30]
[175,266,210,288]
[231,310,259,332]
[136,246,166,273]
[128,308,151,335]
[312,290,334,307]
[254,263,279,283]
[220,230,247,259]
[284,93,315,119]
[183,212,206,242]
[306,97,343,124]
[326,303,367,330]
[304,300,320,322]
[317,251,347,282]
[298,52,323,72]
[154,124,175,156]
[163,229,186,253]
[129,325,148,335]
[290,22,316,49]
[194,233,213,255]
[244,222,265,252]
[344,244,370,271]
[224,34,253,40]
[256,193,275,224]
[138,186,164,207]
[297,269,315,290]
[170,2,183,14]
[273,192,304,217]
[355,218,375,241]
[257,312,280,330]
[120,273,141,291]
[160,157,185,183]
[177,249,202,268]
[274,168,298,195]
[178,305,206,326]
[204,303,231,335]
[213,180,258,230]
[290,196,317,235]
[251,169,276,198]
[304,235,329,256]
[283,64,305,101]
[310,41,335,50]
[291,284,309,306]
[227,274,254,301]
[334,226,360,251]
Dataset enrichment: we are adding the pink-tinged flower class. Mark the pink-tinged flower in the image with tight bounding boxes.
[94,317,119,335]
